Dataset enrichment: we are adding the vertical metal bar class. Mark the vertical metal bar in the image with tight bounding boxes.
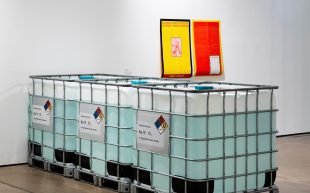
[79,83,82,169]
[245,90,249,191]
[63,81,66,166]
[150,88,154,189]
[104,85,108,176]
[234,91,237,193]
[41,79,44,157]
[269,89,274,188]
[117,85,120,179]
[184,92,188,193]
[136,88,140,184]
[222,91,226,193]
[32,79,35,156]
[255,89,259,190]
[90,83,93,173]
[206,92,210,192]
[53,80,56,163]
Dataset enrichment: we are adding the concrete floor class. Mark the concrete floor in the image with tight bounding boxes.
[0,134,309,193]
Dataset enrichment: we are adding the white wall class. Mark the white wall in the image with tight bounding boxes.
[0,0,309,165]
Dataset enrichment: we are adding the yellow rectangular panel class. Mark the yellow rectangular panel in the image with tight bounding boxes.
[161,19,192,78]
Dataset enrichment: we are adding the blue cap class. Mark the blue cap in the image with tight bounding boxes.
[131,80,148,85]
[79,75,95,80]
[195,85,214,90]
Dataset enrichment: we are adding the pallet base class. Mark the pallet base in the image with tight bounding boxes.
[47,162,75,178]
[98,175,131,193]
[74,169,131,193]
[28,156,75,178]
[131,183,279,193]
[74,169,98,185]
[28,157,47,170]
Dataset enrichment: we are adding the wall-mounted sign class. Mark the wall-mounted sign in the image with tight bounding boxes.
[160,19,192,78]
[192,20,224,76]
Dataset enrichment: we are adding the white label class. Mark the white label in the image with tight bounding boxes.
[80,112,102,135]
[79,103,105,142]
[210,55,221,74]
[31,96,54,131]
[136,111,170,155]
[32,105,50,126]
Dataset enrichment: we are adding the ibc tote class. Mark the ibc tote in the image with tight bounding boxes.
[28,74,139,177]
[130,82,279,193]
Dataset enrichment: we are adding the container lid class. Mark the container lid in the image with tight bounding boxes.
[79,75,95,80]
[131,80,148,85]
[195,85,214,90]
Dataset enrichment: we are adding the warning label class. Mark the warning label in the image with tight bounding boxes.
[32,96,53,132]
[79,103,105,142]
[136,111,170,155]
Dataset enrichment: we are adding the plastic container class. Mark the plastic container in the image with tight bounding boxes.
[28,74,137,167]
[131,82,278,193]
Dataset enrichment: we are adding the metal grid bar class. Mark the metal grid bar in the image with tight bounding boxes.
[41,79,44,160]
[169,90,172,193]
[78,82,82,170]
[269,89,274,189]
[53,80,56,163]
[233,90,238,192]
[206,92,210,192]
[245,90,249,191]
[256,89,259,190]
[184,91,188,192]
[31,79,35,157]
[104,84,108,177]
[150,88,154,189]
[222,91,226,193]
[117,85,120,179]
[131,108,278,118]
[136,88,140,185]
[132,165,278,182]
[90,83,93,173]
[133,84,278,93]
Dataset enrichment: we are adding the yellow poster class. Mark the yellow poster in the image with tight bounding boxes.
[160,19,192,78]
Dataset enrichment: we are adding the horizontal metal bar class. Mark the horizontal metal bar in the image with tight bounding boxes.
[30,94,133,108]
[134,108,278,117]
[168,131,278,141]
[52,133,76,137]
[134,149,278,162]
[134,84,278,93]
[76,140,133,148]
[132,166,278,181]
[171,150,278,162]
[53,116,78,120]
[39,145,76,153]
[29,73,140,79]
[30,74,186,85]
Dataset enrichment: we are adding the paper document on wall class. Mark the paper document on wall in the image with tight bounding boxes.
[160,19,192,78]
[192,20,224,76]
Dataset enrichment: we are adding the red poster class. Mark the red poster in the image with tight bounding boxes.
[193,21,223,76]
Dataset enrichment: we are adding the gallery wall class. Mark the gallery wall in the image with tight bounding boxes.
[0,0,309,165]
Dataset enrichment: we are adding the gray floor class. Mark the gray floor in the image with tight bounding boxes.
[0,134,309,193]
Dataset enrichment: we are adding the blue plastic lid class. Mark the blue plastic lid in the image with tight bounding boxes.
[131,80,149,85]
[79,75,95,80]
[195,85,214,90]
